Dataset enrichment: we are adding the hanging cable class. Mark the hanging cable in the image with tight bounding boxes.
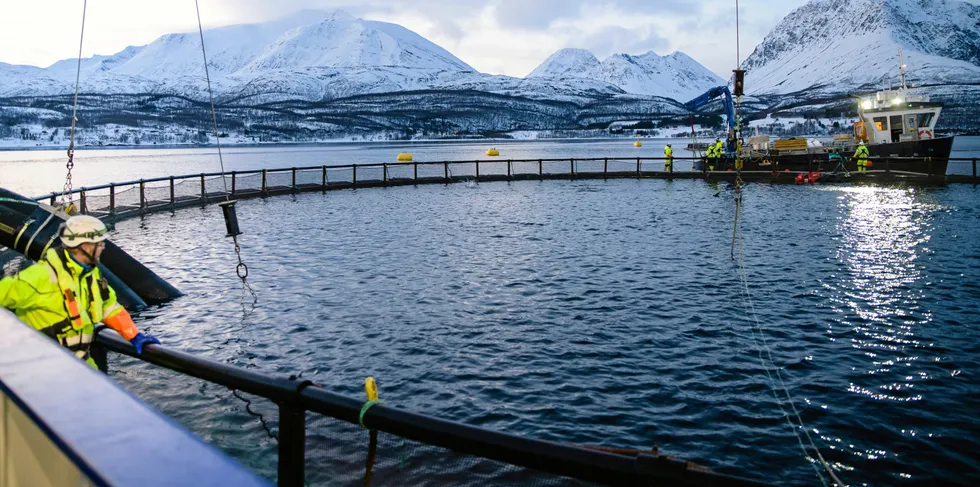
[194,0,227,196]
[730,0,745,258]
[194,0,256,302]
[736,0,740,71]
[734,231,844,486]
[726,2,840,483]
[60,0,89,211]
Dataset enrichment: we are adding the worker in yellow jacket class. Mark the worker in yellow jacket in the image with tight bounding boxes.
[664,144,673,172]
[853,141,870,173]
[0,215,159,368]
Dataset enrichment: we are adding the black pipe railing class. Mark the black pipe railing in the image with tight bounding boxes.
[32,155,973,222]
[95,329,770,487]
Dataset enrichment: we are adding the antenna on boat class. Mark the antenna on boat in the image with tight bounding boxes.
[898,48,908,92]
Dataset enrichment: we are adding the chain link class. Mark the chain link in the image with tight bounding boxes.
[232,236,257,302]
[61,144,75,209]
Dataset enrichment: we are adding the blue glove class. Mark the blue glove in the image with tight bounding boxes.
[130,332,160,355]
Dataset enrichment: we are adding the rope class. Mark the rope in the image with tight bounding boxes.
[231,389,279,441]
[730,183,741,259]
[61,0,88,209]
[194,0,255,298]
[736,0,741,68]
[360,399,383,428]
[731,202,844,487]
[194,0,228,197]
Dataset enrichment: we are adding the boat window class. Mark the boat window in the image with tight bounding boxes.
[873,117,887,131]
[916,112,935,128]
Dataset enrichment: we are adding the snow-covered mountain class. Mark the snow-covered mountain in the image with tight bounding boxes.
[0,10,479,101]
[528,48,726,101]
[743,0,980,94]
[528,48,602,79]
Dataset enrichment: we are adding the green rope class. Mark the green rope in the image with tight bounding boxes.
[359,399,383,428]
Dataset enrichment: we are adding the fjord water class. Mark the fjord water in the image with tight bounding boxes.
[98,178,979,486]
[2,140,979,485]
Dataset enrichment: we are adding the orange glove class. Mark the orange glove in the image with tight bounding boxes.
[103,308,140,341]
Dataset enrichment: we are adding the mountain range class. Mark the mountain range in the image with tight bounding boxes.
[1,0,978,142]
[0,8,729,103]
[528,48,725,101]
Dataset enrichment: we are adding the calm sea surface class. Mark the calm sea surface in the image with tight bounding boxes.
[3,140,980,486]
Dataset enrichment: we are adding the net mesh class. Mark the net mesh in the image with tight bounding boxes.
[385,164,415,181]
[512,161,540,176]
[447,162,476,179]
[574,161,605,174]
[477,161,508,177]
[114,186,141,210]
[296,169,323,188]
[326,167,354,184]
[144,183,171,207]
[606,159,638,173]
[356,166,385,183]
[205,175,232,198]
[236,173,263,192]
[416,163,446,180]
[266,171,292,191]
[304,414,596,487]
[174,179,202,201]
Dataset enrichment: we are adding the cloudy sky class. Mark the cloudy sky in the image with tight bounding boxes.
[1,0,976,78]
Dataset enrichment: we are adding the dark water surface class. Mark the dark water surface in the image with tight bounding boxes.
[103,178,980,486]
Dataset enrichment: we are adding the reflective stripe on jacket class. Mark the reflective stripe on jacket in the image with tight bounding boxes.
[854,146,870,159]
[0,248,127,364]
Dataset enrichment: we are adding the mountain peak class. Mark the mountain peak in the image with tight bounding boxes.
[528,48,724,100]
[527,48,600,78]
[743,0,980,94]
[324,9,356,23]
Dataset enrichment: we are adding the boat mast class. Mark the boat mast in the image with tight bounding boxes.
[898,48,908,92]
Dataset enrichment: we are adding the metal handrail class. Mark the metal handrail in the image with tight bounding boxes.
[32,155,976,204]
[95,329,769,487]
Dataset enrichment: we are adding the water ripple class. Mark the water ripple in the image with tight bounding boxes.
[101,180,980,486]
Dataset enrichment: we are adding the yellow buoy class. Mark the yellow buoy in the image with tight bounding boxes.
[633,141,642,148]
[397,152,413,162]
[486,148,500,156]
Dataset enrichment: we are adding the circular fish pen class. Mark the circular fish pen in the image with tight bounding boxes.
[9,159,977,486]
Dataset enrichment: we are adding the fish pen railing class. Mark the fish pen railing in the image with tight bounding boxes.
[33,156,977,220]
[94,329,768,487]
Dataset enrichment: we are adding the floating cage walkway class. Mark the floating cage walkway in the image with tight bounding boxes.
[31,156,979,221]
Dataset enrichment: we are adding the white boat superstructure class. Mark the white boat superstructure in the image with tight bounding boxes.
[854,49,942,145]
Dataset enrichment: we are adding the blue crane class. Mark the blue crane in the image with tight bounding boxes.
[683,86,737,154]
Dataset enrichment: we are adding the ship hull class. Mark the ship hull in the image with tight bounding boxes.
[701,137,954,174]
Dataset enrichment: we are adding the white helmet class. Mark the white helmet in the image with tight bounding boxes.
[61,215,109,248]
[859,141,865,146]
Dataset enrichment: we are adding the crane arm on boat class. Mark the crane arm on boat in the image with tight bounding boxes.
[683,86,737,155]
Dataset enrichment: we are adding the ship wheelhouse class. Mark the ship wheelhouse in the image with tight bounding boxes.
[855,88,943,145]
